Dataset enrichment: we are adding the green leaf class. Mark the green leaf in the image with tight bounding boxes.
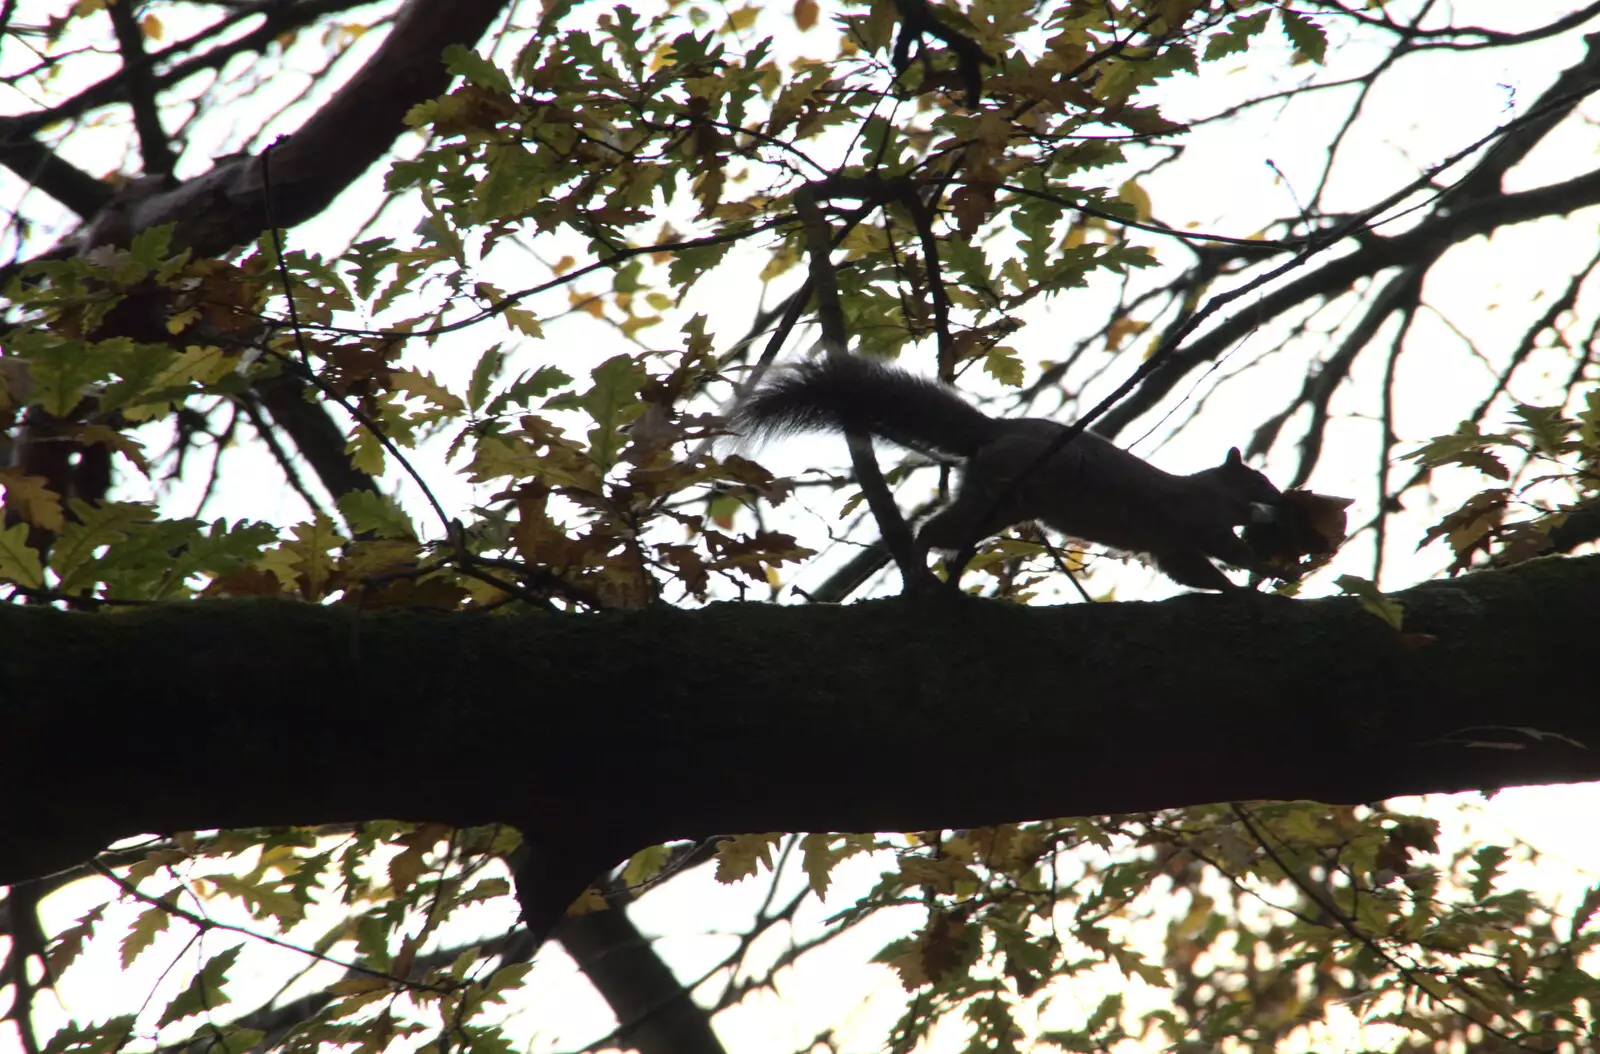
[279,849,333,907]
[1470,845,1509,902]
[1279,9,1327,63]
[355,912,394,973]
[346,424,387,476]
[156,944,241,1027]
[11,332,110,417]
[120,905,171,968]
[281,513,345,597]
[468,345,505,412]
[42,1016,135,1054]
[715,833,784,882]
[458,1025,517,1054]
[45,904,106,979]
[1405,420,1518,466]
[0,522,44,588]
[126,224,176,277]
[799,833,839,896]
[486,366,572,416]
[622,843,671,888]
[442,44,512,93]
[1336,574,1404,631]
[1511,402,1574,456]
[393,366,466,418]
[1526,964,1600,1010]
[984,348,1024,387]
[172,519,281,585]
[477,962,532,1004]
[1203,10,1270,61]
[51,501,159,594]
[577,354,647,470]
[216,1030,265,1054]
[338,490,417,540]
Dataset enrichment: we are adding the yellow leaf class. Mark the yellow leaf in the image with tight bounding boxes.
[154,345,238,388]
[141,13,163,39]
[715,833,784,882]
[899,854,980,894]
[799,833,838,895]
[165,308,200,334]
[1337,574,1405,631]
[840,224,888,260]
[254,547,300,588]
[77,424,150,472]
[1105,316,1149,351]
[758,244,799,282]
[1118,179,1153,222]
[0,523,45,588]
[622,844,671,888]
[794,0,819,30]
[724,4,759,32]
[983,348,1024,388]
[0,469,65,532]
[346,426,386,476]
[619,314,662,337]
[504,304,543,337]
[567,886,608,916]
[712,200,760,222]
[392,367,465,415]
[648,43,677,72]
[120,906,170,968]
[281,513,344,598]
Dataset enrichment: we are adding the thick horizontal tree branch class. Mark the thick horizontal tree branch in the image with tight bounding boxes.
[4,554,1599,899]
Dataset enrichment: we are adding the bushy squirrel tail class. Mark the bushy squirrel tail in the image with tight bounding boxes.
[732,355,1000,459]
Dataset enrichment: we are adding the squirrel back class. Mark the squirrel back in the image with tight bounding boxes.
[735,356,1281,590]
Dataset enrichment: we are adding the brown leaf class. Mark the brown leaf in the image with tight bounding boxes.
[920,910,969,984]
[1242,488,1354,576]
[950,184,994,239]
[202,566,284,597]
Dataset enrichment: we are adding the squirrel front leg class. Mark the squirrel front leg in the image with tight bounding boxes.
[916,473,1024,552]
[1151,548,1241,591]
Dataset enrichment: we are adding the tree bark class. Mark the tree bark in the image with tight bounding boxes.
[4,554,1598,900]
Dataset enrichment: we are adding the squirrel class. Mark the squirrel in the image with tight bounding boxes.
[733,355,1284,591]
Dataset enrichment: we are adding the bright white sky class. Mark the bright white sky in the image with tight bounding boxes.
[3,0,1600,1051]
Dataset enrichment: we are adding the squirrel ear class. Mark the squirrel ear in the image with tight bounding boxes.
[1225,447,1244,467]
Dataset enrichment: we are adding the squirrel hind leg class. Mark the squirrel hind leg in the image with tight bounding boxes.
[1151,549,1239,591]
[916,494,1022,552]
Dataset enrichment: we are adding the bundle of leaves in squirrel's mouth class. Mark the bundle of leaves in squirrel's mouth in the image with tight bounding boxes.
[1245,490,1356,582]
